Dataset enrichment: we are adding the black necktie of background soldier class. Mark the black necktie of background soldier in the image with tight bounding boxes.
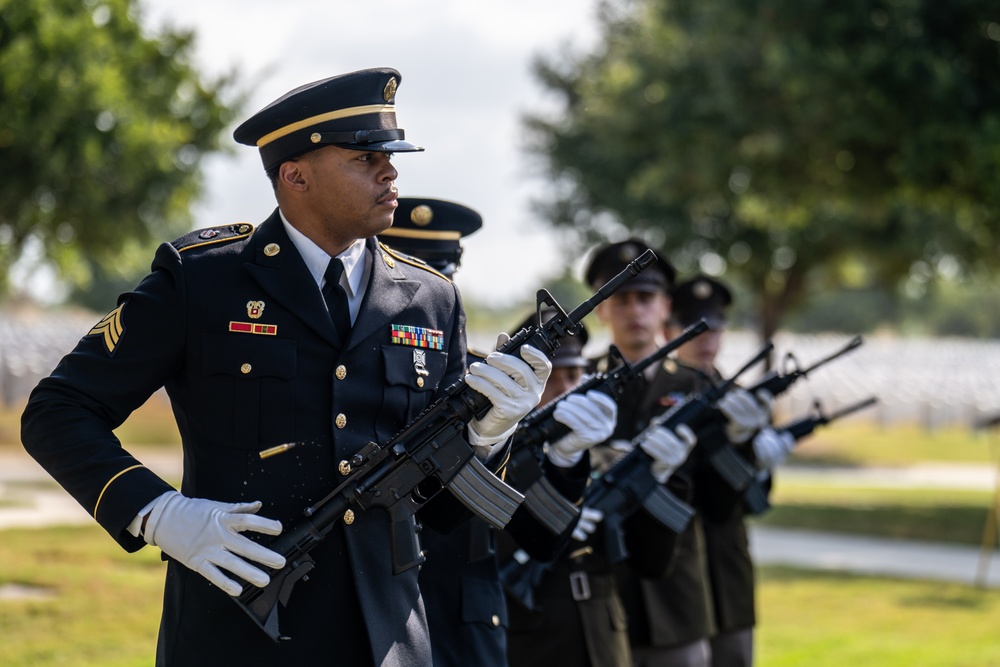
[323,258,352,342]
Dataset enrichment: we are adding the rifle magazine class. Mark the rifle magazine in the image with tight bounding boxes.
[447,456,525,530]
[522,477,580,535]
[708,446,757,491]
[642,485,696,533]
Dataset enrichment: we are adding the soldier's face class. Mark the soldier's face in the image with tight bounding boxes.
[596,290,671,356]
[294,145,399,245]
[541,366,585,405]
[671,325,722,372]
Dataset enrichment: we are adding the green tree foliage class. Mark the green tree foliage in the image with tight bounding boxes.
[527,0,1000,338]
[0,0,239,299]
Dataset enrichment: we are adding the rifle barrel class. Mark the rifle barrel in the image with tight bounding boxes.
[802,335,863,374]
[825,396,878,422]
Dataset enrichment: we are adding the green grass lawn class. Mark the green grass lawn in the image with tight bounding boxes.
[758,484,996,546]
[757,566,1000,667]
[791,421,997,466]
[0,526,164,667]
[3,406,1000,664]
[2,526,998,666]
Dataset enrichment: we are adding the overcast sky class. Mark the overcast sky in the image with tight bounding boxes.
[139,0,603,307]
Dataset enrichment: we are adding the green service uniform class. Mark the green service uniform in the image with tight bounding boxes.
[603,356,717,663]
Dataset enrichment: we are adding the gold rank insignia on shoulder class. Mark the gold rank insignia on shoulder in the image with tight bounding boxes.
[391,324,444,350]
[89,303,126,356]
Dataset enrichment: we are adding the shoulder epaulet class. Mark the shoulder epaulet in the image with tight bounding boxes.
[378,242,451,282]
[172,223,254,253]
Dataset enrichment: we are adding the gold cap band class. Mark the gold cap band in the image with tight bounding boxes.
[257,103,396,147]
[380,228,462,241]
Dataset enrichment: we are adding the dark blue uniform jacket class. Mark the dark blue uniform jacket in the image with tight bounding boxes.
[21,210,469,666]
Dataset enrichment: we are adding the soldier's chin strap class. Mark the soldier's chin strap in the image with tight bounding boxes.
[310,129,407,146]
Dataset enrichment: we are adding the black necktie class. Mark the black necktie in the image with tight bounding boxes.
[323,258,352,341]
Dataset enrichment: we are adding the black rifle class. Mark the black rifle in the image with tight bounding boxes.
[508,319,710,536]
[742,396,878,514]
[748,335,863,399]
[697,335,864,495]
[593,341,773,558]
[501,342,772,610]
[235,249,657,641]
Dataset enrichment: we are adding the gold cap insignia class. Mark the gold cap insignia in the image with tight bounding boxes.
[411,205,434,227]
[383,77,398,102]
[693,280,713,300]
[247,300,265,319]
[264,243,280,257]
[310,132,322,144]
[618,244,639,261]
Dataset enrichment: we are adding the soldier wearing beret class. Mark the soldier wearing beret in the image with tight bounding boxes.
[20,68,553,667]
[666,276,790,667]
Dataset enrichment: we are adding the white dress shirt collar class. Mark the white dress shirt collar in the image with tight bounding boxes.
[278,209,367,298]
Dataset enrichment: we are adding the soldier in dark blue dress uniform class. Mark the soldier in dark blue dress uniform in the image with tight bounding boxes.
[20,68,552,667]
[383,197,509,666]
[384,198,616,667]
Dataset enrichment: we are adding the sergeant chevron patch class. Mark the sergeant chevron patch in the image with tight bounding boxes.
[89,303,126,356]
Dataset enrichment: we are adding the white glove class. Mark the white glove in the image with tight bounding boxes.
[143,491,286,596]
[637,423,697,483]
[546,391,618,467]
[466,333,551,452]
[572,506,604,542]
[717,388,773,443]
[752,427,796,469]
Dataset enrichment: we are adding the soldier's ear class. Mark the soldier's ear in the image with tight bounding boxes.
[278,160,309,192]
